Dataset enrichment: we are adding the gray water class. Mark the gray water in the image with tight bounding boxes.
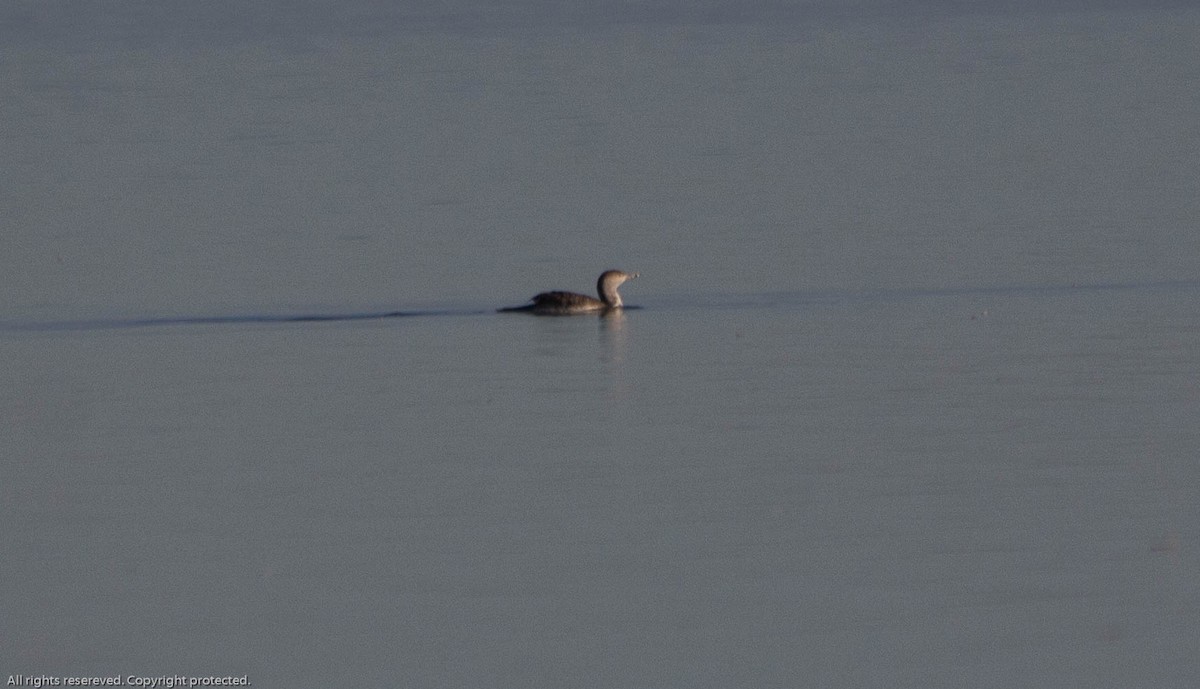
[3,2,1199,687]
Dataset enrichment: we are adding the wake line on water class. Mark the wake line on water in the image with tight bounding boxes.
[0,308,492,333]
[4,278,1197,333]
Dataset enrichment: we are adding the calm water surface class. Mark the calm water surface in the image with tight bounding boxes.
[3,2,1199,687]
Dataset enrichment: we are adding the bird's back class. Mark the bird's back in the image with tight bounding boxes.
[528,290,606,314]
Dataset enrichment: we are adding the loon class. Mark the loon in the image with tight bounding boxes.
[499,270,638,315]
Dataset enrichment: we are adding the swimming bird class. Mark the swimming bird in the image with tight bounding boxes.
[499,269,639,315]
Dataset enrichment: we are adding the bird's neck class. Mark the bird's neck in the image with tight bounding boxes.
[599,283,622,307]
